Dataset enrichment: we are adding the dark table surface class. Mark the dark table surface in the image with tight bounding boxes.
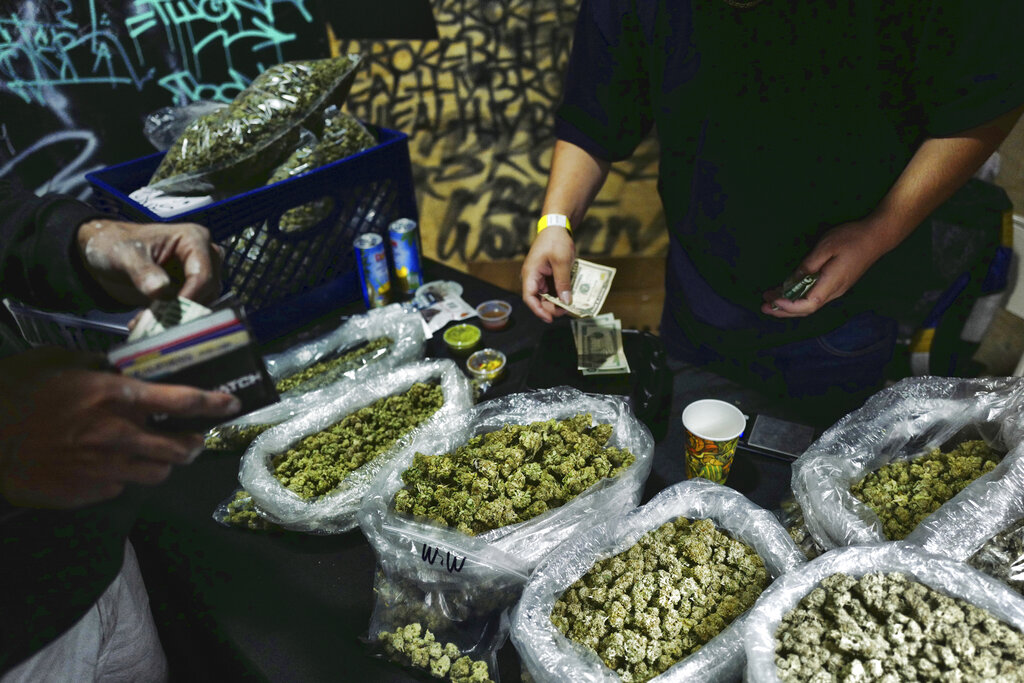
[131,259,824,682]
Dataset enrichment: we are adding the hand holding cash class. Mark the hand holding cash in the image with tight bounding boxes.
[541,258,616,318]
[543,258,630,375]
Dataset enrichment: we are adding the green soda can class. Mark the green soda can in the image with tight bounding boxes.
[388,218,424,296]
[354,232,391,309]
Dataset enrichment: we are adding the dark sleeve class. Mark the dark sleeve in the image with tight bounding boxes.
[914,0,1024,136]
[555,0,654,162]
[0,178,118,313]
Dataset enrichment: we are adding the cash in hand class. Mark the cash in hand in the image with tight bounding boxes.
[541,258,616,318]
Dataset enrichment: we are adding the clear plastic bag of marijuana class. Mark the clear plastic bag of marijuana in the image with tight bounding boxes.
[236,359,472,534]
[263,303,425,398]
[792,376,1024,552]
[148,55,362,195]
[143,100,228,152]
[511,478,804,683]
[357,387,656,681]
[742,542,1024,683]
[908,440,1024,593]
[262,107,378,233]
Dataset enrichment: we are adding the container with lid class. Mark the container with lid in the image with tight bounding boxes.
[475,299,512,331]
[443,323,481,355]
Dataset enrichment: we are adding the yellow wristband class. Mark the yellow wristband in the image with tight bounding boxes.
[537,213,571,235]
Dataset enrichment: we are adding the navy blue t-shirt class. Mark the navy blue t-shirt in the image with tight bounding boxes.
[556,0,1024,352]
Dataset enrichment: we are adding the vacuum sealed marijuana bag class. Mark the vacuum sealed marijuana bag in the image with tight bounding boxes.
[149,55,361,195]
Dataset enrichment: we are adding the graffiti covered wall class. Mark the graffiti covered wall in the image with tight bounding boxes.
[0,0,666,269]
[333,0,666,267]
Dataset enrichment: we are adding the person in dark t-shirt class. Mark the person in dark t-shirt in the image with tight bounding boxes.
[521,0,1024,419]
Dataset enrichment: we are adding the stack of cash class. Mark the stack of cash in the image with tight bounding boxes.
[539,258,630,376]
[571,313,630,375]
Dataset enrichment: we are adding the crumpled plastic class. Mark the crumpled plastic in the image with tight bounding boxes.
[511,478,804,683]
[236,359,472,534]
[263,303,425,398]
[356,387,656,681]
[792,376,1024,551]
[742,542,1024,682]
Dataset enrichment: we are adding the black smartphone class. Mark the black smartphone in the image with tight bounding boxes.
[740,414,818,462]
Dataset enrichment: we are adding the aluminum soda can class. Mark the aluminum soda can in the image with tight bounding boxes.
[388,218,424,295]
[354,232,391,309]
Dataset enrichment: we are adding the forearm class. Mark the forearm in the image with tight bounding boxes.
[0,179,111,310]
[541,139,612,228]
[866,105,1024,254]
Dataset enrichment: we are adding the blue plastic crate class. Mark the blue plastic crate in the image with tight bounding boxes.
[86,125,418,342]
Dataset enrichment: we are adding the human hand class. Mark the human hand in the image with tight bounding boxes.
[77,219,224,307]
[521,227,575,322]
[0,348,242,509]
[761,218,889,318]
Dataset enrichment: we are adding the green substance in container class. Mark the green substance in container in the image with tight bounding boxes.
[379,622,494,683]
[393,414,635,535]
[272,382,444,499]
[275,336,393,394]
[552,516,768,683]
[850,439,1000,540]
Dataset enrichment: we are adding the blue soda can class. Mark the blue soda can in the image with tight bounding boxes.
[388,218,424,295]
[354,232,391,309]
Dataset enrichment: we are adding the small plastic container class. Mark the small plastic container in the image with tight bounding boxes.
[466,348,507,382]
[475,299,512,331]
[443,323,481,355]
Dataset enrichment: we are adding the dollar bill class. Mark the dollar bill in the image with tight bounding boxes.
[128,296,213,342]
[541,258,616,318]
[573,314,630,375]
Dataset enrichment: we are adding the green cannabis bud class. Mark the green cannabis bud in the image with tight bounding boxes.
[275,336,393,394]
[551,516,768,683]
[379,623,494,683]
[851,440,1000,540]
[272,382,443,499]
[392,414,635,535]
[775,572,1024,681]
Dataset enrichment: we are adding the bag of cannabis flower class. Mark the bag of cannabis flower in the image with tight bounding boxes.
[261,303,426,398]
[148,55,362,195]
[356,387,655,681]
[742,542,1024,683]
[204,304,426,451]
[511,478,804,683]
[792,376,1024,552]
[237,359,472,534]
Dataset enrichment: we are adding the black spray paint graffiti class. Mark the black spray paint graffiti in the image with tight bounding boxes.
[338,0,665,263]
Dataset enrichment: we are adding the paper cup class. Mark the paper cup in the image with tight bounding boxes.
[681,399,747,484]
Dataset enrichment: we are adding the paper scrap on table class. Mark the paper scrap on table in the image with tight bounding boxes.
[541,258,616,318]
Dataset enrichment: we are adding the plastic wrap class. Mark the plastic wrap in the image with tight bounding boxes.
[238,359,472,534]
[791,376,1024,552]
[143,100,227,151]
[264,108,377,233]
[742,542,1024,683]
[263,304,425,398]
[511,479,804,683]
[149,55,361,195]
[356,387,656,680]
